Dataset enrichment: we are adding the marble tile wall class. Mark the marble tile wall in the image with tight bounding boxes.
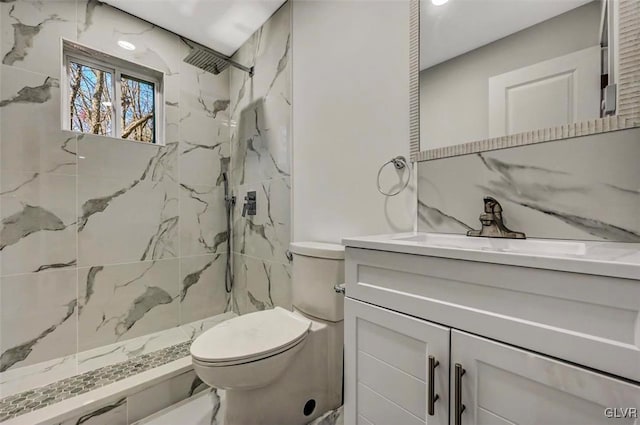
[0,0,233,381]
[417,128,640,241]
[229,3,293,314]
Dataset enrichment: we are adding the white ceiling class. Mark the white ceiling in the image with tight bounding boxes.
[421,0,595,70]
[102,0,287,56]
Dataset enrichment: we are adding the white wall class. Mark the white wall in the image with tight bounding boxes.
[292,0,415,243]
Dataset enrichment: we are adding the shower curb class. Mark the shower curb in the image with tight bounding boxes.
[0,342,193,424]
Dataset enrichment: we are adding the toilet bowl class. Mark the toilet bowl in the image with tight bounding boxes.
[191,307,311,390]
[190,242,345,425]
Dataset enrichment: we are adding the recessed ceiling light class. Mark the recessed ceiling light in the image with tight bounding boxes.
[117,40,136,51]
[432,0,449,5]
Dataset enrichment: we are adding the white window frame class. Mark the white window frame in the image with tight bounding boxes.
[62,40,165,145]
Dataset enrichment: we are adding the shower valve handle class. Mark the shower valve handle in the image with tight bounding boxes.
[242,191,257,217]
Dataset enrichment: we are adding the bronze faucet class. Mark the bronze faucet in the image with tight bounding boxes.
[467,197,526,239]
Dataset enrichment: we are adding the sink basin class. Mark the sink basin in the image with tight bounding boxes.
[392,233,587,256]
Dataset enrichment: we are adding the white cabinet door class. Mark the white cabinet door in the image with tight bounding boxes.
[344,298,450,425]
[451,330,640,425]
[488,45,601,137]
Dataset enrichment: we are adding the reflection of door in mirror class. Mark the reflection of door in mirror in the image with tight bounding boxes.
[420,0,609,150]
[488,45,600,138]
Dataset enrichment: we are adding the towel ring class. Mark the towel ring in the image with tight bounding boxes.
[377,156,411,197]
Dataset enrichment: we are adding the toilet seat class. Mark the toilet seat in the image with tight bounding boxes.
[190,307,312,366]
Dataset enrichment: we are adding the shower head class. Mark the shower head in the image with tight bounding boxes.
[183,39,253,77]
[184,46,229,75]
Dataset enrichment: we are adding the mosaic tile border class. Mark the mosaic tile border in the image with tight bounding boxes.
[0,341,191,422]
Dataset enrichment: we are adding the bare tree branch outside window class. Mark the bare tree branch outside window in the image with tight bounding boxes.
[121,75,155,143]
[68,60,157,144]
[69,62,113,136]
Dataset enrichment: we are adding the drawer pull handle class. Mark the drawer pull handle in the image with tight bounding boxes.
[428,355,440,416]
[455,363,466,425]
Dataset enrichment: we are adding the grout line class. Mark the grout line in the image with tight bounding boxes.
[230,252,291,267]
[72,0,81,365]
[177,43,184,332]
[75,131,81,378]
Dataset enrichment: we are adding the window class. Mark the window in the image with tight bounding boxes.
[68,61,114,136]
[63,41,163,144]
[121,75,156,143]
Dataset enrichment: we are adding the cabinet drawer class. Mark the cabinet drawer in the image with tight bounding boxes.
[345,247,640,382]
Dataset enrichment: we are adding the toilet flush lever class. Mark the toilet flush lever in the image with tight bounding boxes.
[334,283,346,295]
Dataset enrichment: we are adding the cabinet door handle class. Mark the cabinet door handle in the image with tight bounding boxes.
[428,355,440,416]
[454,363,466,425]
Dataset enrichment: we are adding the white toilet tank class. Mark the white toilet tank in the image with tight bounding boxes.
[289,242,345,322]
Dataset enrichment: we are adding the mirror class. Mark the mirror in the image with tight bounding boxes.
[418,0,638,155]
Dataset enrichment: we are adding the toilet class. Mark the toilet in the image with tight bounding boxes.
[190,242,345,425]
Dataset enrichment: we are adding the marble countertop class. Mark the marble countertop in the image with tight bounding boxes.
[342,232,640,280]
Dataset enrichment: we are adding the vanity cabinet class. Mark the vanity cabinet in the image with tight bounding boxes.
[343,245,640,425]
[346,298,640,425]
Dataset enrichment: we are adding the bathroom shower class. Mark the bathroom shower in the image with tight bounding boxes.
[184,36,250,297]
[0,0,302,423]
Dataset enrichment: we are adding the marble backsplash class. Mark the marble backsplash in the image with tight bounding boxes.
[417,128,640,241]
[0,0,234,378]
[229,2,293,315]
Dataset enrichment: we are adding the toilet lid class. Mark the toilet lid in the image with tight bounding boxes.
[190,307,312,363]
